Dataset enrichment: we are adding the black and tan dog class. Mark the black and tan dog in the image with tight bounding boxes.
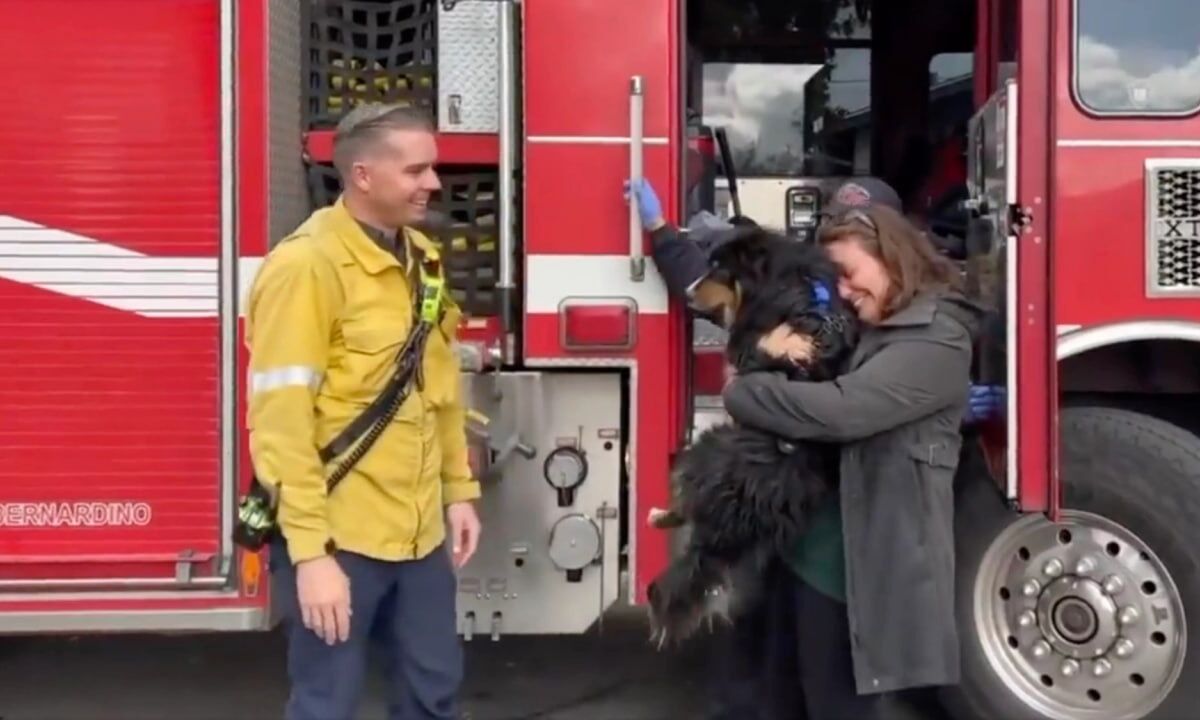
[645,227,859,647]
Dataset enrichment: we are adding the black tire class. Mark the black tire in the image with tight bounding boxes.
[942,406,1200,720]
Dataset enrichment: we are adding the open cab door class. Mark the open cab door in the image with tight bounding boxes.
[964,0,1057,515]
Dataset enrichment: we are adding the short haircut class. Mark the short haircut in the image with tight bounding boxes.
[331,102,435,176]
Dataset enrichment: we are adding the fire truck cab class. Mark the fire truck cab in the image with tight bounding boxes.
[1,0,1199,718]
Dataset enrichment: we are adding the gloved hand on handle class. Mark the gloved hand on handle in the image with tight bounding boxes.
[623,178,666,231]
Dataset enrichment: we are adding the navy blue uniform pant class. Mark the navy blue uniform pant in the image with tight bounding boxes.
[270,538,462,720]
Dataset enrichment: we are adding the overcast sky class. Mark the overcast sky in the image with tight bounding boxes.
[1076,0,1200,111]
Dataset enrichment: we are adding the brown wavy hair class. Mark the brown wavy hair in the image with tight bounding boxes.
[816,204,961,317]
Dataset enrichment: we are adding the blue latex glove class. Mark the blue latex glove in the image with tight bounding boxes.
[964,384,1006,425]
[623,177,664,230]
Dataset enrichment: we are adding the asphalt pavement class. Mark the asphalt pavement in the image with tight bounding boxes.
[1,605,710,720]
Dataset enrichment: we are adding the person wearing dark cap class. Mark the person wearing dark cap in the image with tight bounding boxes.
[821,176,905,216]
[624,175,905,312]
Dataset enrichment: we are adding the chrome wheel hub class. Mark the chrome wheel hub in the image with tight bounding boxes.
[1037,576,1118,658]
[975,510,1186,719]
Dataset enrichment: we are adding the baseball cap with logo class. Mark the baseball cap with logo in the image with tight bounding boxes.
[823,177,904,217]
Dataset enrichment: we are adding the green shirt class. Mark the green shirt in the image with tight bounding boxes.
[784,497,846,602]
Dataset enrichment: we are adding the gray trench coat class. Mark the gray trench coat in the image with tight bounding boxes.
[722,290,983,695]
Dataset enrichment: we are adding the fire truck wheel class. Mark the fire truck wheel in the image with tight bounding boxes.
[943,406,1199,720]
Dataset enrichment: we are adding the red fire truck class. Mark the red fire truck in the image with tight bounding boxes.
[1,0,1197,718]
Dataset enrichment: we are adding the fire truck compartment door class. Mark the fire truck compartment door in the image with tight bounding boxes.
[0,0,232,591]
[520,0,687,604]
[521,0,679,360]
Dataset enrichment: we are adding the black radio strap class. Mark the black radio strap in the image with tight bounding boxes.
[315,247,446,492]
[317,321,431,474]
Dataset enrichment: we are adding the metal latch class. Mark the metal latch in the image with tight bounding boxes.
[455,341,502,373]
[175,549,198,583]
[1007,204,1033,233]
[441,0,511,11]
[465,409,536,480]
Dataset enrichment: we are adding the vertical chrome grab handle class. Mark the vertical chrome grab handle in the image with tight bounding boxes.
[496,0,517,362]
[629,75,646,282]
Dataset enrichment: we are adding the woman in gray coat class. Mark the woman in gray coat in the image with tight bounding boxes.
[722,204,984,719]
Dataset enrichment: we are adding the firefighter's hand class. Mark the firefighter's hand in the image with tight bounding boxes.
[758,324,815,364]
[624,178,665,231]
[447,501,481,568]
[296,555,352,646]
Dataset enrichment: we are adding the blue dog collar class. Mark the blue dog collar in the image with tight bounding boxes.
[811,280,831,310]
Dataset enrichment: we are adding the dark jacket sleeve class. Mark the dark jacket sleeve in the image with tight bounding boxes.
[650,225,712,300]
[722,318,972,442]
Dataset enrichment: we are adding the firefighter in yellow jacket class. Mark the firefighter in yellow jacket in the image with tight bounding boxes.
[245,103,481,720]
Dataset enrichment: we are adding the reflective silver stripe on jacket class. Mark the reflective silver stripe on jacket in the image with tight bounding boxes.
[250,366,323,395]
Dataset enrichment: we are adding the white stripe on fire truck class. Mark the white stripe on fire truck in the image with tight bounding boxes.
[1,217,679,320]
[527,135,670,145]
[0,214,262,319]
[1058,139,1200,148]
[525,254,670,315]
[0,215,40,230]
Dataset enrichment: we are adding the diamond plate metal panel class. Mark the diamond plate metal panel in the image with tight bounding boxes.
[269,0,308,246]
[1148,162,1200,295]
[436,2,499,133]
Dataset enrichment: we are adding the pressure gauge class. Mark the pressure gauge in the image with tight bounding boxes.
[547,514,601,582]
[543,446,588,507]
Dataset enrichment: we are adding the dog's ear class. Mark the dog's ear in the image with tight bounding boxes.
[710,238,770,291]
[706,225,765,270]
[691,277,739,328]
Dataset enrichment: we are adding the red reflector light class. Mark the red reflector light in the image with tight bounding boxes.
[692,349,729,396]
[559,299,637,352]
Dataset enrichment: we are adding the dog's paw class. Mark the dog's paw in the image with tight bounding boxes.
[647,507,685,529]
[646,579,713,650]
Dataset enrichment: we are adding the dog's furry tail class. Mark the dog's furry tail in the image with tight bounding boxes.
[646,548,728,648]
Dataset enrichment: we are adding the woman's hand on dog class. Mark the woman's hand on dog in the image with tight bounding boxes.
[758,324,815,364]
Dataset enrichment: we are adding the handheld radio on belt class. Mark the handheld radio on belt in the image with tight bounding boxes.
[232,249,447,552]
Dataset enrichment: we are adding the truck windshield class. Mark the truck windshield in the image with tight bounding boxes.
[1074,0,1200,115]
[701,51,972,179]
[700,48,870,178]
